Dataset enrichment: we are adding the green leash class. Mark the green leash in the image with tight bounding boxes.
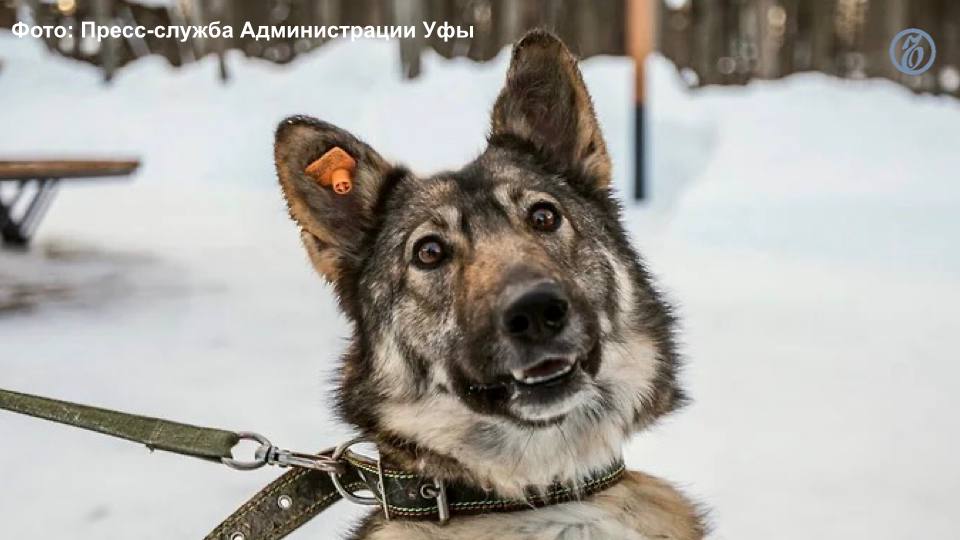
[0,387,238,461]
[0,386,361,540]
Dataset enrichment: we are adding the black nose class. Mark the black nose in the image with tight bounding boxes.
[501,282,569,342]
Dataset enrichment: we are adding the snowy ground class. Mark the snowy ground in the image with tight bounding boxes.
[2,31,959,539]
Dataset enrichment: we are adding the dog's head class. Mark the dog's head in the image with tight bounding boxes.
[275,31,683,493]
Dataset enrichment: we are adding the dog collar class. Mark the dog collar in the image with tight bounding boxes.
[208,436,627,540]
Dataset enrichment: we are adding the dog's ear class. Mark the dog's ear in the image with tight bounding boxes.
[490,30,611,188]
[275,115,392,284]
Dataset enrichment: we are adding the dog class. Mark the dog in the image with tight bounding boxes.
[273,30,704,540]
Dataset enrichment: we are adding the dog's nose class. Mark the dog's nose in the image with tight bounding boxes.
[501,281,569,342]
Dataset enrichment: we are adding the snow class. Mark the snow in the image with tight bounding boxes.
[2,31,959,539]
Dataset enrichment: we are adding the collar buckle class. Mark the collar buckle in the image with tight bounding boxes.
[327,437,450,524]
[419,478,450,524]
[328,437,392,521]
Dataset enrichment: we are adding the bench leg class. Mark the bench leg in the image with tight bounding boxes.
[0,194,27,246]
[0,179,59,248]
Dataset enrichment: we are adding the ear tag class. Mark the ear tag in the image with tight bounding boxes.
[305,146,356,195]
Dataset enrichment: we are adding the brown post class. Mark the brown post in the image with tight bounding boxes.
[93,0,116,82]
[626,0,655,200]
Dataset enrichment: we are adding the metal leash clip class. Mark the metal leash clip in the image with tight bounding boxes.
[221,433,453,524]
[221,433,395,520]
[220,432,344,475]
[263,445,344,475]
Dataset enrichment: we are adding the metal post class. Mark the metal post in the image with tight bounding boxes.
[626,0,655,201]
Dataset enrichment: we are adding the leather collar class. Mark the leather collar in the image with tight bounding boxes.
[207,446,626,540]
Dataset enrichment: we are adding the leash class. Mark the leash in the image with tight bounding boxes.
[0,387,626,539]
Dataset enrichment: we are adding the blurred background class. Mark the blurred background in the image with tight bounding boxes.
[1,1,958,539]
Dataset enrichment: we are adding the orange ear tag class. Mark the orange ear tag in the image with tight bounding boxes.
[305,146,356,195]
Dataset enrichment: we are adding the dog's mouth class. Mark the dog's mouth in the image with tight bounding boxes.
[460,341,601,425]
[506,352,589,424]
[457,331,602,425]
[510,356,577,386]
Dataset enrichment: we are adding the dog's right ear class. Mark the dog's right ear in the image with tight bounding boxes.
[274,115,393,284]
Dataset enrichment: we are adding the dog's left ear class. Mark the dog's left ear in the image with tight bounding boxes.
[490,30,611,188]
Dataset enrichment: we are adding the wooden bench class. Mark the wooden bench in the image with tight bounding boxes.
[0,159,139,247]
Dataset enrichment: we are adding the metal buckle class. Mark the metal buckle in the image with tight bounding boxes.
[419,478,450,524]
[328,437,391,520]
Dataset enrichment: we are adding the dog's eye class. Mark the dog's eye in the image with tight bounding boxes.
[413,236,448,269]
[528,202,562,232]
